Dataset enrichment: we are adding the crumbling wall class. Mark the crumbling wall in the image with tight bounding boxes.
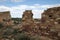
[40,7,60,40]
[18,10,38,34]
[0,11,13,26]
[0,11,11,22]
[41,7,60,30]
[22,10,34,25]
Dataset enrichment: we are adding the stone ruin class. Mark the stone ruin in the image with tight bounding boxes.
[41,7,60,33]
[22,10,34,24]
[40,7,60,40]
[0,11,13,26]
[21,10,35,33]
[0,7,60,40]
[21,7,60,40]
[0,11,11,22]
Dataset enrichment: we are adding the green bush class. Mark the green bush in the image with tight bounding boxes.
[14,32,30,40]
[0,23,3,28]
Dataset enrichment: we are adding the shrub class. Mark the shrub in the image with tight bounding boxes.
[0,23,3,28]
[14,32,30,40]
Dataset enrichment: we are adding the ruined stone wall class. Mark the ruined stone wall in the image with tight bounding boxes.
[41,7,60,31]
[22,10,34,24]
[0,11,11,22]
[39,7,60,40]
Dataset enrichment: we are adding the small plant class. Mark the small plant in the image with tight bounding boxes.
[0,23,3,28]
[14,32,30,40]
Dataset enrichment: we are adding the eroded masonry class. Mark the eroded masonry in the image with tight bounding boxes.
[0,7,60,40]
[0,11,11,22]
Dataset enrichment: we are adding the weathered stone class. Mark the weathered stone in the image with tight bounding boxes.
[0,11,11,22]
[22,10,34,24]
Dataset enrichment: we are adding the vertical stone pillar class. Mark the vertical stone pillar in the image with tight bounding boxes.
[22,10,34,24]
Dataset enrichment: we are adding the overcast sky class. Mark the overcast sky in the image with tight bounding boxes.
[0,0,60,18]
